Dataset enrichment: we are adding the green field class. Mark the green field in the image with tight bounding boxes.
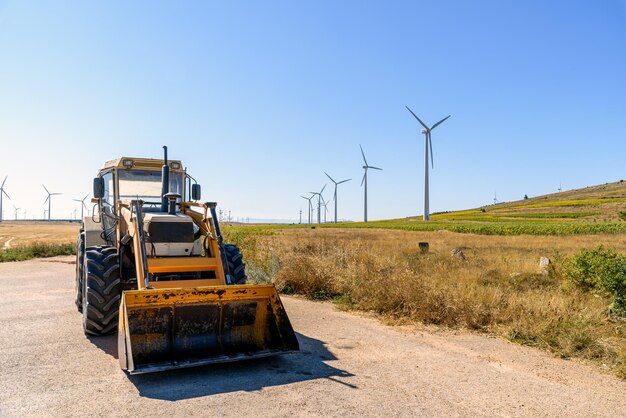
[234,180,626,236]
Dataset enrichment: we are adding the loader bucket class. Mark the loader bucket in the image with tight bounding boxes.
[118,284,299,374]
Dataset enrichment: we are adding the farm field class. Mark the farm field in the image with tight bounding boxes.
[0,221,79,248]
[224,226,626,378]
[241,179,626,236]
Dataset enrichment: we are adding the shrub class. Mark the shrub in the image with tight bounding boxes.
[565,246,626,314]
[0,242,75,262]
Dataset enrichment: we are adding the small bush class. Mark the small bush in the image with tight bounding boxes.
[0,242,75,263]
[565,246,626,314]
[619,210,626,221]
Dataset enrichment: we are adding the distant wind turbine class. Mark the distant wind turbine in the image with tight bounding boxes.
[325,172,351,224]
[405,106,451,221]
[0,176,10,223]
[493,192,498,205]
[13,205,20,221]
[321,195,329,223]
[359,145,382,222]
[309,184,327,224]
[73,194,89,221]
[43,184,61,221]
[300,195,314,224]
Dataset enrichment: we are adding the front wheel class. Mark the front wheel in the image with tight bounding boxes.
[82,246,121,336]
[224,244,247,285]
[74,232,85,312]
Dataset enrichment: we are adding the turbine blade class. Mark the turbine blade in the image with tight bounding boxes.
[359,144,368,165]
[361,172,366,186]
[338,178,351,184]
[368,166,383,171]
[431,115,451,130]
[320,184,327,194]
[3,190,10,200]
[429,132,434,169]
[83,193,89,200]
[405,106,429,130]
[44,196,49,204]
[324,172,336,184]
[1,176,6,188]
[42,184,49,194]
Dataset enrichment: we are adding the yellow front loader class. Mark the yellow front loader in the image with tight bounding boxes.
[75,147,298,374]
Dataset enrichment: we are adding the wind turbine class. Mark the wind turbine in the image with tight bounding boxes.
[493,192,498,205]
[73,194,89,221]
[13,205,20,221]
[321,195,329,223]
[405,106,450,221]
[42,206,47,220]
[309,184,327,224]
[43,184,61,221]
[558,183,562,192]
[0,176,10,223]
[325,172,351,224]
[359,145,382,222]
[300,195,314,224]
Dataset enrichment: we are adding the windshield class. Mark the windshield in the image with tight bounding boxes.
[118,169,183,204]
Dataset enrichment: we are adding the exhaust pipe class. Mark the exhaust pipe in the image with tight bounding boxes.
[161,146,169,212]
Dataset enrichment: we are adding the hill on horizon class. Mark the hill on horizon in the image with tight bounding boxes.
[422,179,626,223]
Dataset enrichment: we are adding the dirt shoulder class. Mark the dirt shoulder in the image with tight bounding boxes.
[0,257,625,417]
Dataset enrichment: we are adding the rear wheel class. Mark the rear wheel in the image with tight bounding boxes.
[75,232,85,312]
[224,244,247,285]
[82,246,121,335]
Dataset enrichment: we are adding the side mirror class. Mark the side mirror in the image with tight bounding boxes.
[93,177,104,199]
[191,184,201,201]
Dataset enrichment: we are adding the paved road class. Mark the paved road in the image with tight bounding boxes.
[1,257,625,417]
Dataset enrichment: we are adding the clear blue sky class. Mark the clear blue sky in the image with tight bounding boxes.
[1,1,625,222]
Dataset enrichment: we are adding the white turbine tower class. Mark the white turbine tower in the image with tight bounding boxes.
[73,194,89,221]
[321,195,329,223]
[324,172,351,224]
[0,176,10,223]
[300,195,314,224]
[405,106,450,221]
[359,145,382,223]
[493,192,498,205]
[309,184,327,224]
[42,184,61,221]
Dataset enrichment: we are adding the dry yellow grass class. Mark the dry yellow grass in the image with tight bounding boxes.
[229,228,626,378]
[0,221,79,247]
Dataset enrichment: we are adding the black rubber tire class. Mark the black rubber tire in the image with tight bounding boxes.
[82,246,121,336]
[224,244,247,285]
[75,232,85,312]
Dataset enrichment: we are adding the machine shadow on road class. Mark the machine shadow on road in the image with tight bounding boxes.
[88,332,355,400]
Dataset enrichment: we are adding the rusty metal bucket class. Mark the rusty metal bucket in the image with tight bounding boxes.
[118,284,299,374]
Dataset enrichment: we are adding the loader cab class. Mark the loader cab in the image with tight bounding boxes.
[92,157,192,244]
[94,158,188,209]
